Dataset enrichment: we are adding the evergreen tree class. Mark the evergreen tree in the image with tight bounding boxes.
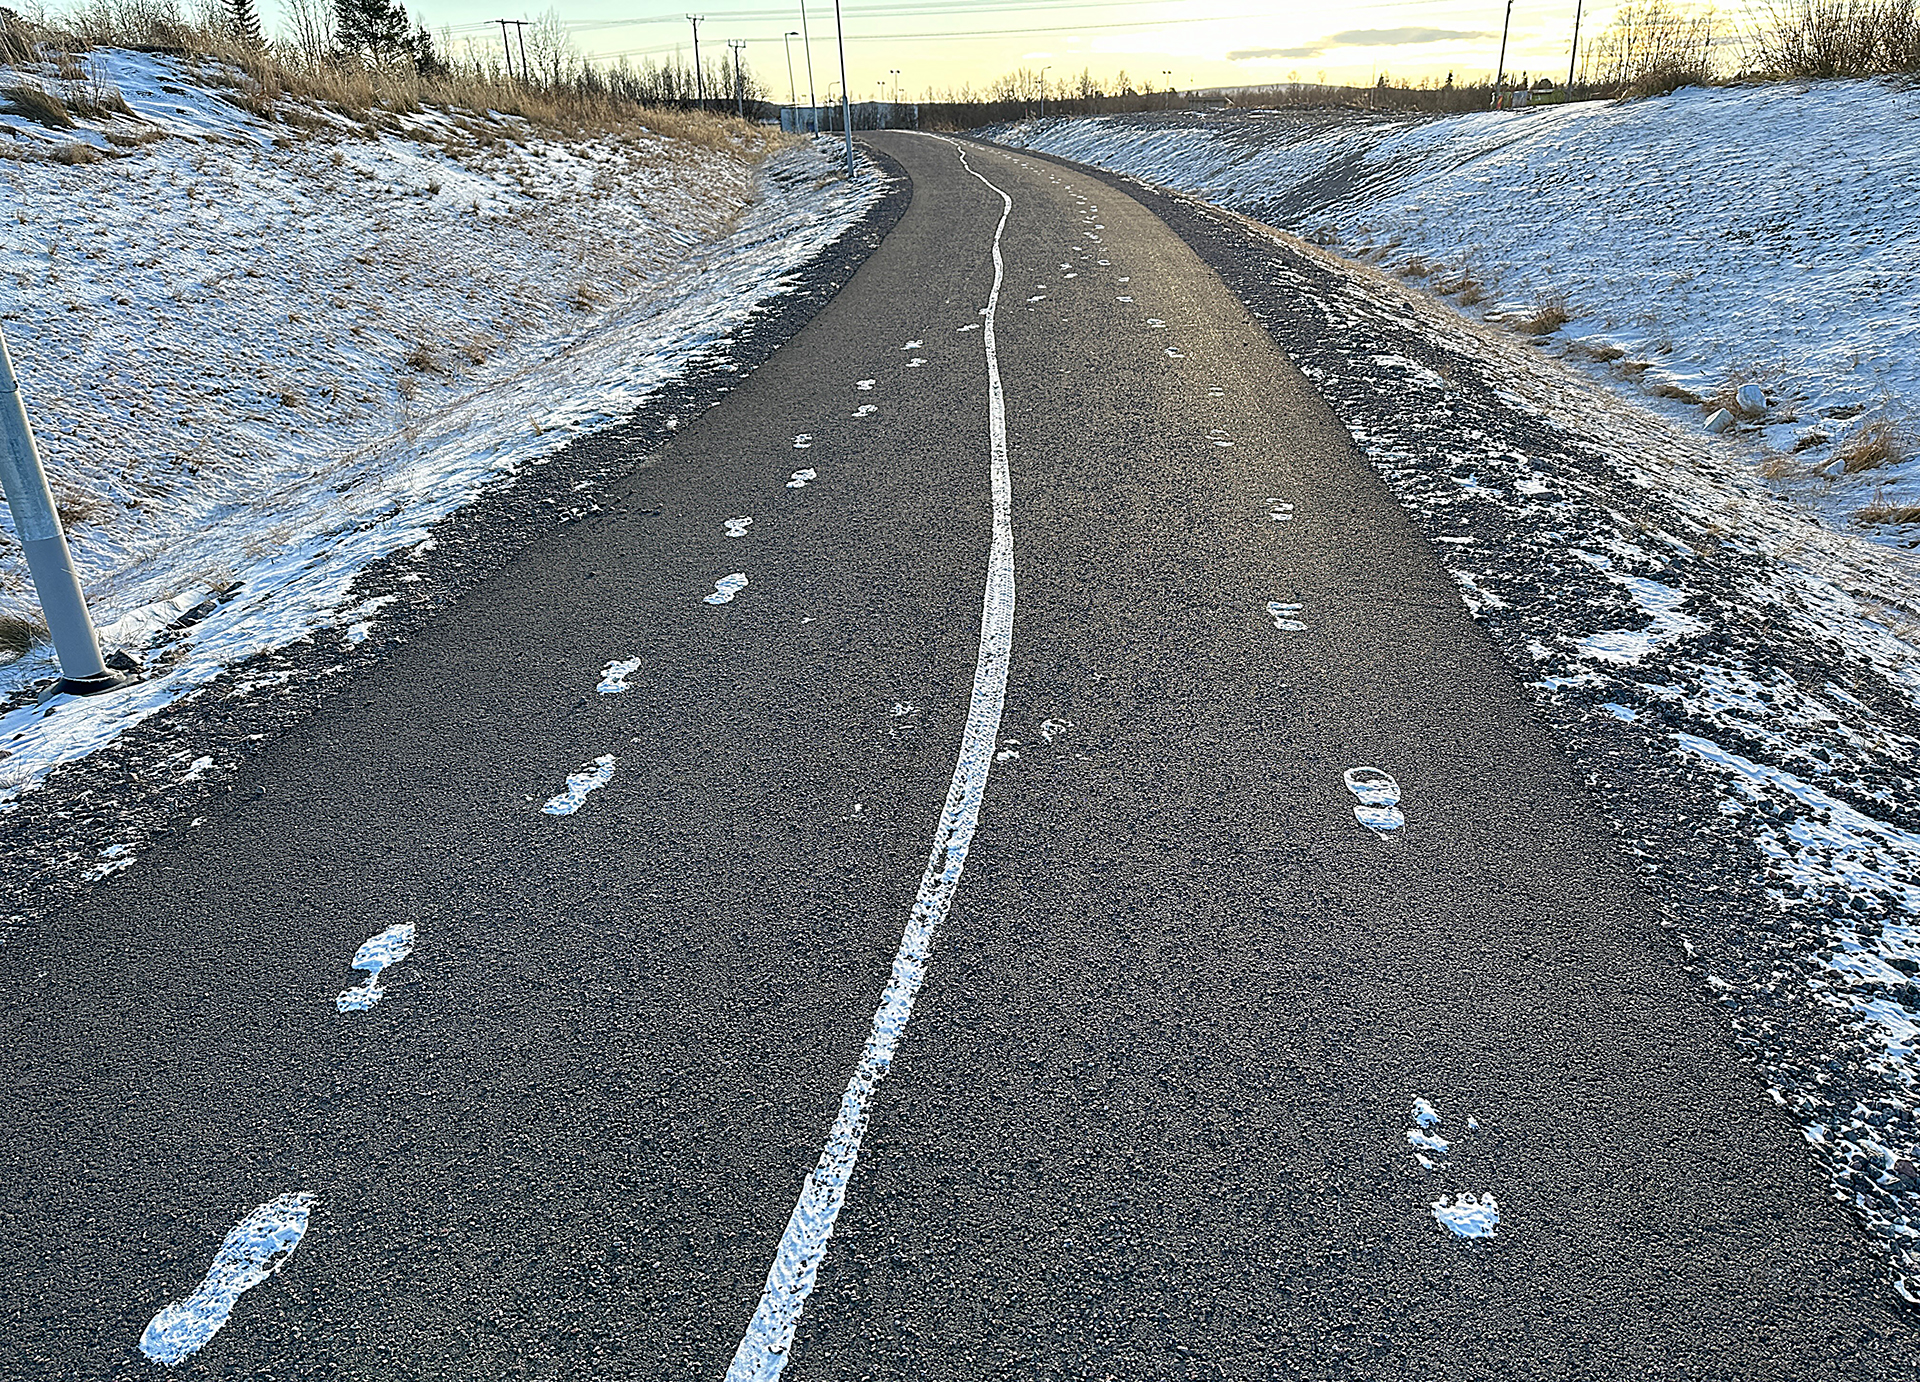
[334,0,412,65]
[226,0,264,49]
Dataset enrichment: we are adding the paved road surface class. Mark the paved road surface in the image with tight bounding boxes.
[0,132,1910,1379]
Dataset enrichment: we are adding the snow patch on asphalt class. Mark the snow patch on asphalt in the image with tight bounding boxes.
[335,921,416,1012]
[139,1192,313,1366]
[598,658,642,694]
[1431,1192,1500,1239]
[541,755,616,816]
[705,574,749,605]
[1344,766,1405,835]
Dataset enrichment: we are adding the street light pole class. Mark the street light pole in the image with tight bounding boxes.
[1494,0,1513,107]
[1162,68,1172,110]
[687,14,705,108]
[890,67,900,104]
[799,0,817,109]
[728,39,746,118]
[0,328,116,695]
[1039,64,1049,117]
[832,0,853,177]
[1567,0,1584,93]
[784,30,798,107]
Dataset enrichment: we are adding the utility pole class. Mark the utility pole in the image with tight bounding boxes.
[1567,0,1584,94]
[1495,0,1513,108]
[728,39,746,118]
[496,18,515,80]
[784,30,798,107]
[1038,64,1048,117]
[688,14,705,108]
[800,0,817,111]
[832,0,853,177]
[0,328,117,695]
[515,20,529,87]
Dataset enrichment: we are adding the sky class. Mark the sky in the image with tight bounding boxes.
[258,1,1738,101]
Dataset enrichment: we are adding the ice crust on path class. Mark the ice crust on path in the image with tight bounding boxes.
[139,1192,312,1365]
[0,49,884,804]
[335,921,416,1012]
[541,755,616,816]
[991,80,1920,530]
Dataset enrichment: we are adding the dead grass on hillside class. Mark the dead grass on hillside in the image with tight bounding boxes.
[3,81,72,128]
[1839,420,1909,474]
[1855,494,1920,526]
[0,613,44,662]
[6,7,786,154]
[1512,298,1573,336]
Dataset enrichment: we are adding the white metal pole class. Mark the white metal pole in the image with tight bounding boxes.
[833,0,853,177]
[800,0,816,112]
[784,31,798,107]
[0,328,116,694]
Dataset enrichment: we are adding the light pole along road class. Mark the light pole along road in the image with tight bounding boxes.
[0,134,1911,1381]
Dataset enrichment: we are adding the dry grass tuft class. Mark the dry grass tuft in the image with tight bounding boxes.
[1855,496,1920,526]
[0,613,45,662]
[1756,451,1801,480]
[4,82,73,129]
[1513,299,1573,336]
[403,340,444,374]
[1838,420,1908,474]
[1651,380,1705,405]
[1792,429,1832,453]
[49,141,102,165]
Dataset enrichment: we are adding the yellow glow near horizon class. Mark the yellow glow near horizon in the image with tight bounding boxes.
[259,0,1750,100]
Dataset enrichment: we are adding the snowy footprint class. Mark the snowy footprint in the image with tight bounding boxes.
[793,434,813,450]
[724,517,754,538]
[598,657,641,693]
[1268,499,1295,522]
[140,1193,314,1365]
[705,574,748,604]
[1432,1193,1500,1239]
[787,470,815,489]
[1344,766,1404,834]
[542,754,616,815]
[1267,601,1305,631]
[335,921,416,1012]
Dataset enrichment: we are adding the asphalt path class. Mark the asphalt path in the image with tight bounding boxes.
[0,132,1911,1380]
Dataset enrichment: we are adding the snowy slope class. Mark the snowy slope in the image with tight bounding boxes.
[0,50,881,801]
[990,80,1920,535]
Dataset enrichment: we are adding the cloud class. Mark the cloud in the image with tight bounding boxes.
[1330,27,1492,47]
[1228,45,1325,60]
[1230,28,1490,62]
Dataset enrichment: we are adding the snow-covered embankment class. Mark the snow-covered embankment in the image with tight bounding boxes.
[0,49,882,799]
[992,81,1920,532]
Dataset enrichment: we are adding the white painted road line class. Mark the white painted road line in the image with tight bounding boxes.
[139,1192,313,1367]
[725,139,1020,1382]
